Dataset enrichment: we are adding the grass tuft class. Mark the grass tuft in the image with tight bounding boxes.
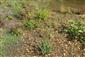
[36,9,50,20]
[0,30,21,56]
[24,20,37,30]
[38,40,52,55]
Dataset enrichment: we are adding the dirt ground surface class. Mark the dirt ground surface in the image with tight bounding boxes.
[4,13,85,57]
[0,0,85,57]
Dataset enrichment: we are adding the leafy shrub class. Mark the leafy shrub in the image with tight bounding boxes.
[24,20,37,30]
[64,20,85,44]
[36,9,50,20]
[38,40,52,55]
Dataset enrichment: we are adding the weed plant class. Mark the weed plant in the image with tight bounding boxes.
[8,28,22,36]
[10,0,22,16]
[24,20,37,30]
[64,20,85,44]
[0,30,21,56]
[38,40,52,55]
[36,9,50,20]
[6,15,13,20]
[2,32,21,45]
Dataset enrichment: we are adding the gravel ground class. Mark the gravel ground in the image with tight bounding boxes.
[0,0,85,57]
[6,13,85,57]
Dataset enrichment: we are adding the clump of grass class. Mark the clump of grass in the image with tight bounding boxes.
[10,0,22,16]
[38,40,52,55]
[24,20,37,30]
[2,32,21,45]
[36,9,50,20]
[6,15,13,20]
[0,30,21,56]
[63,20,85,44]
[8,28,22,36]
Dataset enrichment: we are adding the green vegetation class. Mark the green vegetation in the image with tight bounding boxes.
[1,0,85,57]
[64,20,85,43]
[64,20,84,38]
[8,28,22,36]
[2,32,21,45]
[24,20,37,30]
[0,30,21,56]
[81,37,85,44]
[38,40,52,55]
[6,15,13,20]
[36,9,50,20]
[10,0,22,16]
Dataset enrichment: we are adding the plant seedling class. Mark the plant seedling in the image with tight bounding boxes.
[6,15,13,20]
[36,9,50,20]
[10,0,22,16]
[24,20,37,30]
[38,40,52,55]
